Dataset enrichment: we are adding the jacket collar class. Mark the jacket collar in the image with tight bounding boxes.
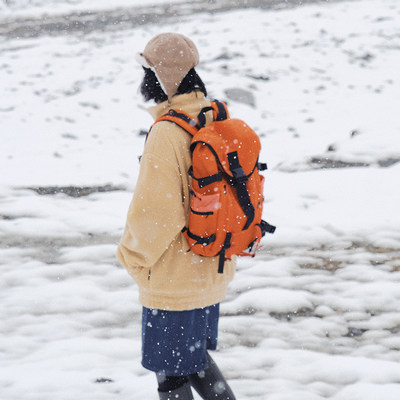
[147,91,209,121]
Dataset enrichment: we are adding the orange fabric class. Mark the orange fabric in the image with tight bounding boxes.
[209,100,230,120]
[153,111,199,137]
[154,101,267,263]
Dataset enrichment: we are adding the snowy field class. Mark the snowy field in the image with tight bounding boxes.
[1,0,400,399]
[0,0,187,17]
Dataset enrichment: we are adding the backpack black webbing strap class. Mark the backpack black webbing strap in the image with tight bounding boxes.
[258,162,268,171]
[166,110,201,130]
[197,106,214,128]
[258,220,276,235]
[197,100,228,128]
[213,100,228,121]
[188,166,222,188]
[218,232,232,274]
[227,151,255,231]
[182,227,216,247]
[149,110,200,140]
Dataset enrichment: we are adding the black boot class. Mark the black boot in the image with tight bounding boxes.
[189,352,236,400]
[158,382,194,400]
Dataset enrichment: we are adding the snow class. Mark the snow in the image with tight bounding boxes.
[0,0,188,18]
[1,0,400,398]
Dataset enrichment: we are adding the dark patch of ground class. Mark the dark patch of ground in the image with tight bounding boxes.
[26,184,125,197]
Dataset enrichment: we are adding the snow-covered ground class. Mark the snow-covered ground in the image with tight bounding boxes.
[0,0,188,17]
[1,0,400,398]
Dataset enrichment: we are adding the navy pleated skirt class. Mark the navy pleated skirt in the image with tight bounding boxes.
[141,304,219,376]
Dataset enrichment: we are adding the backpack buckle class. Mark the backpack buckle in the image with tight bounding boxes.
[231,167,248,185]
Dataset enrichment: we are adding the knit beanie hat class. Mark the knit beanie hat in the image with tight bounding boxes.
[136,33,200,102]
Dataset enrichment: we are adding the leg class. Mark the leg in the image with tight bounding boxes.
[189,352,236,400]
[156,373,194,400]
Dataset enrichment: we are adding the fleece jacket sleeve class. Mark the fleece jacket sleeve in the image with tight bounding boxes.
[117,122,187,270]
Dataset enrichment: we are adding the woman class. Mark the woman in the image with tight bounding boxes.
[117,33,236,400]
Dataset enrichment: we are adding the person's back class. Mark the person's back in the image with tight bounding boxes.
[117,90,235,310]
[117,33,236,399]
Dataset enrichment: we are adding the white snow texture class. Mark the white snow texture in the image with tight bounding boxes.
[1,0,400,399]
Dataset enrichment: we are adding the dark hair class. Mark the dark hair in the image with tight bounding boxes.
[140,67,207,103]
[178,68,207,98]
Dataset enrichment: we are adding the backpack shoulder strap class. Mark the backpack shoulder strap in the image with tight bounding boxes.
[197,100,230,128]
[210,100,230,121]
[147,99,229,139]
[148,109,201,139]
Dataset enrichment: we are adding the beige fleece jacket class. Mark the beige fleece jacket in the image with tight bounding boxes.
[117,91,235,311]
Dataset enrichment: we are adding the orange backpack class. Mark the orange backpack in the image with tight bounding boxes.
[153,100,275,273]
